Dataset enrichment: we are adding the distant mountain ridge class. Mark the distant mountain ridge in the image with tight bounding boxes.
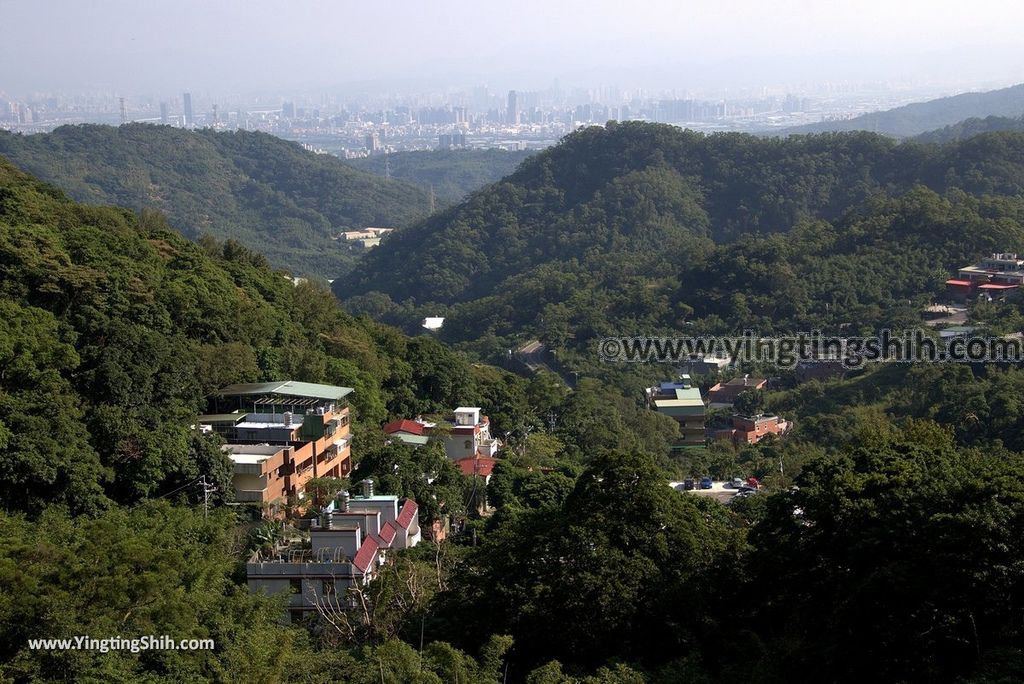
[336,122,1024,359]
[780,82,1024,138]
[0,124,431,278]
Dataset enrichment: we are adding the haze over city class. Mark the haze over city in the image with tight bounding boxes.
[3,0,1024,94]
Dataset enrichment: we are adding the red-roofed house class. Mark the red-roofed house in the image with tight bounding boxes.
[947,253,1024,301]
[247,479,420,623]
[382,419,426,437]
[352,536,379,573]
[378,520,398,547]
[395,499,422,548]
[455,456,498,480]
[384,408,501,458]
[707,377,767,408]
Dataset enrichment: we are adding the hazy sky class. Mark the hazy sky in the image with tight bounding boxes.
[2,0,1024,95]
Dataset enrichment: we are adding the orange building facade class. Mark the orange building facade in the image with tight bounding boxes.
[200,381,354,505]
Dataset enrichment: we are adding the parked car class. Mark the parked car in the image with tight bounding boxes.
[683,478,695,490]
[729,477,745,489]
[700,477,713,489]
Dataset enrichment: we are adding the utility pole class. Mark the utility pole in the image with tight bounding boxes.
[198,475,217,520]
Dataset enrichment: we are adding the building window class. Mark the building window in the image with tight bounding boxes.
[464,440,472,449]
[289,578,302,594]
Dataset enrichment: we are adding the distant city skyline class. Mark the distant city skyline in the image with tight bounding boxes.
[2,0,1024,96]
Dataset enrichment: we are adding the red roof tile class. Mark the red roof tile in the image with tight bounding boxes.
[378,520,397,546]
[382,419,425,436]
[456,456,498,477]
[352,536,379,573]
[396,499,418,529]
[945,279,972,286]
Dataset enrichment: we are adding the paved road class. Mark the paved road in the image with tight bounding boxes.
[514,340,575,388]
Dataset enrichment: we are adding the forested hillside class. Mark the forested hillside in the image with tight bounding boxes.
[0,155,470,513]
[0,124,431,277]
[349,148,533,203]
[914,114,1024,144]
[0,159,684,680]
[338,122,1024,360]
[6,124,1024,683]
[780,81,1024,137]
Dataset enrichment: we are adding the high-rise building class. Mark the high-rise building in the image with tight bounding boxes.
[507,90,518,126]
[160,101,169,124]
[365,132,381,154]
[182,92,193,126]
[282,101,296,119]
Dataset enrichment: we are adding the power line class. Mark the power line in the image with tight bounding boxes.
[154,477,201,500]
[198,475,217,520]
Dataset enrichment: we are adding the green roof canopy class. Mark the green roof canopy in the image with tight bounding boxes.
[197,413,246,424]
[218,381,353,401]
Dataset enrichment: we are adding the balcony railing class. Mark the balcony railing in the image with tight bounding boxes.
[236,488,268,502]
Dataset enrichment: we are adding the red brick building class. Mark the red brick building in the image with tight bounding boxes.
[714,414,790,446]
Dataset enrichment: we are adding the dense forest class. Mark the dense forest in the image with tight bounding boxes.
[349,148,533,203]
[7,118,1024,682]
[0,124,431,278]
[338,122,1024,363]
[780,81,1024,137]
[914,115,1024,144]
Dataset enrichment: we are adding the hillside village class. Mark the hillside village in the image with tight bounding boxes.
[194,251,1024,619]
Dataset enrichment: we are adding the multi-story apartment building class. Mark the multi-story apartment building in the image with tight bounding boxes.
[647,379,706,448]
[222,444,291,504]
[199,381,353,503]
[247,480,421,623]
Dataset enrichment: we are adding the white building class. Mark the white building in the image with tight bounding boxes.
[246,480,420,622]
[443,407,499,461]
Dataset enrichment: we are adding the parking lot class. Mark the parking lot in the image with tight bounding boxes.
[669,480,749,504]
